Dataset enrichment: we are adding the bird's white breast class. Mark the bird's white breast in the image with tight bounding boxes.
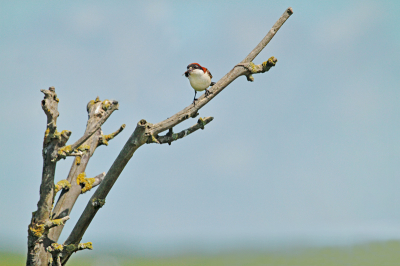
[188,69,211,91]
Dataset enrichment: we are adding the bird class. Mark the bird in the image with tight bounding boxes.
[184,63,215,105]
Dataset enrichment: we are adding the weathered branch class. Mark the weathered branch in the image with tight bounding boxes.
[54,99,119,162]
[28,91,122,266]
[98,124,126,146]
[47,242,92,266]
[44,217,70,231]
[69,99,119,152]
[54,180,71,194]
[41,87,59,135]
[27,87,69,266]
[34,88,71,224]
[236,56,278,81]
[62,9,293,265]
[77,172,106,193]
[48,97,122,244]
[29,217,70,238]
[241,7,293,63]
[150,7,292,136]
[154,117,214,145]
[61,120,151,264]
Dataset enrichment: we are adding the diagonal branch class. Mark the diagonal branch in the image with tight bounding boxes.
[48,98,123,243]
[98,124,126,147]
[54,100,119,162]
[154,117,214,145]
[69,102,118,150]
[61,8,293,264]
[76,172,106,193]
[241,7,293,63]
[62,120,151,260]
[151,7,293,136]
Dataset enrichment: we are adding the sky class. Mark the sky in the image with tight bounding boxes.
[1,0,400,257]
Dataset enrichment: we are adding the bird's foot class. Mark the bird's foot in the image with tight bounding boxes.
[205,89,211,97]
[192,98,198,106]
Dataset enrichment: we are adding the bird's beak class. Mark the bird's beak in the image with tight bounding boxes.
[184,69,191,77]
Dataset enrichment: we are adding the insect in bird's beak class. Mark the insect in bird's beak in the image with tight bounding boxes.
[183,68,192,77]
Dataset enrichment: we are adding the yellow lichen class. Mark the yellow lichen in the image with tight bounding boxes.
[44,128,50,139]
[104,133,115,141]
[54,180,71,193]
[77,172,95,193]
[76,144,90,152]
[248,62,257,73]
[87,100,95,112]
[64,242,93,253]
[59,130,69,136]
[198,117,206,129]
[262,56,277,71]
[58,145,72,156]
[82,178,95,193]
[102,100,111,111]
[79,242,93,250]
[268,56,277,65]
[53,130,62,140]
[100,129,121,146]
[51,218,67,226]
[45,129,71,145]
[146,134,160,144]
[100,136,109,146]
[29,224,45,237]
[151,135,159,143]
[51,243,64,251]
[76,172,86,185]
[75,155,81,165]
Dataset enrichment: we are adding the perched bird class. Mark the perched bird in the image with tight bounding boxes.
[184,63,215,104]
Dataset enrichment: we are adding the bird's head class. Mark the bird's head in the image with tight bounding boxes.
[184,63,207,77]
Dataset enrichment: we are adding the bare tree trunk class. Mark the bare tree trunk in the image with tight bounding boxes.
[27,92,122,266]
[26,7,293,266]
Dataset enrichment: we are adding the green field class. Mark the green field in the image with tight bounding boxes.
[3,241,400,266]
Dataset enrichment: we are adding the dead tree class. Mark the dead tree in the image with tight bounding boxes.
[27,7,293,266]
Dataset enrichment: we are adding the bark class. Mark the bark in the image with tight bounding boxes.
[48,98,123,243]
[27,93,123,266]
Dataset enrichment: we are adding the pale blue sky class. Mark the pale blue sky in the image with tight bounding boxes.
[1,0,400,256]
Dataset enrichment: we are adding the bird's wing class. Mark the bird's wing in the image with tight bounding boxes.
[206,69,213,79]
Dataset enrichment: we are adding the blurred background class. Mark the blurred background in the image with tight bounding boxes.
[1,0,400,265]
